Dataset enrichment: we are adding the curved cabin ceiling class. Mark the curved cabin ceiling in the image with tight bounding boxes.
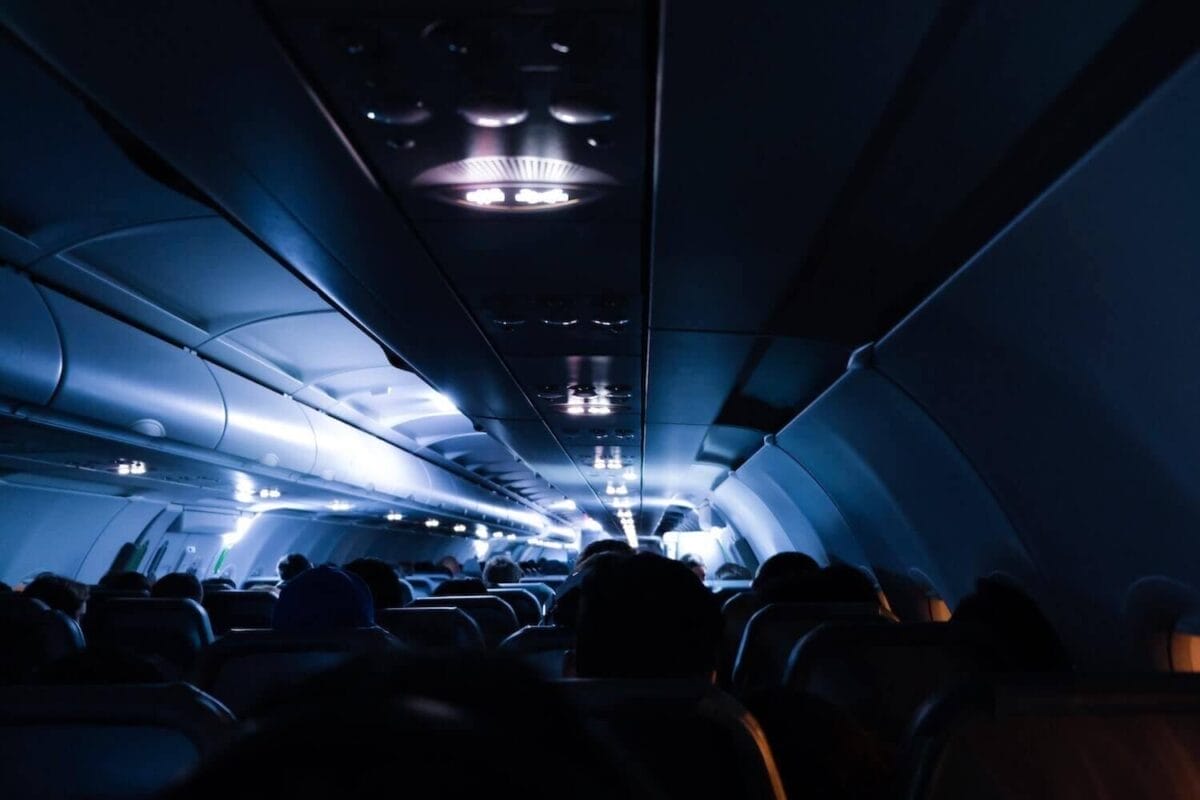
[1,0,1193,551]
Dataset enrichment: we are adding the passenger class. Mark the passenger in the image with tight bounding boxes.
[952,576,1073,671]
[38,647,168,685]
[22,573,89,621]
[151,572,203,603]
[0,582,11,593]
[751,551,819,592]
[482,556,523,587]
[343,557,406,609]
[438,555,464,577]
[97,570,152,593]
[575,552,721,679]
[679,553,707,581]
[574,538,634,572]
[276,553,312,583]
[714,562,753,581]
[201,577,236,593]
[546,551,629,628]
[432,577,488,597]
[272,565,374,632]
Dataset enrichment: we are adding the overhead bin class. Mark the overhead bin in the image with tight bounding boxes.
[301,404,432,501]
[711,474,796,561]
[209,363,317,474]
[42,289,226,448]
[0,269,62,406]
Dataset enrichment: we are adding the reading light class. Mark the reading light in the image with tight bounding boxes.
[386,511,404,522]
[586,405,612,416]
[116,460,147,476]
[614,483,629,496]
[567,405,587,416]
[465,187,505,206]
[453,523,467,533]
[592,457,607,469]
[425,519,440,528]
[506,533,517,541]
[514,187,570,205]
[623,468,638,481]
[327,500,354,512]
[259,488,281,499]
[607,458,622,470]
[492,531,504,539]
[606,481,616,496]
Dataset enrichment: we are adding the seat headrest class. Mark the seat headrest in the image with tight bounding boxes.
[376,607,485,652]
[0,595,85,683]
[409,595,520,647]
[202,590,278,634]
[488,588,542,625]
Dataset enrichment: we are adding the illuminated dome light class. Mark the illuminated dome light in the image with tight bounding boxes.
[425,519,440,528]
[362,97,432,126]
[412,156,614,213]
[586,404,613,416]
[458,96,529,128]
[327,500,354,512]
[506,533,517,541]
[386,511,404,522]
[606,458,622,470]
[548,93,615,125]
[491,531,504,539]
[453,523,467,533]
[622,468,638,481]
[514,187,569,205]
[465,187,505,206]
[592,457,606,470]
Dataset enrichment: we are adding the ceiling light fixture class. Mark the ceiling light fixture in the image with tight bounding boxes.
[453,523,467,533]
[425,519,440,528]
[491,531,504,539]
[465,187,505,206]
[386,511,404,522]
[327,500,354,512]
[475,524,489,539]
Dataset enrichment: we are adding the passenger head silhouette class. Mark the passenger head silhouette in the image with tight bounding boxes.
[576,552,722,679]
[679,554,707,581]
[276,553,312,583]
[272,565,374,632]
[482,556,523,587]
[97,570,151,594]
[953,576,1072,670]
[343,557,406,610]
[22,573,89,621]
[714,562,753,581]
[752,552,820,592]
[433,577,488,597]
[151,572,203,603]
[438,555,463,577]
[575,538,633,572]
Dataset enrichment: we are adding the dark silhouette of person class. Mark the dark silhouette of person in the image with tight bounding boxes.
[482,556,523,587]
[433,577,488,597]
[343,557,408,609]
[575,552,722,679]
[22,574,89,621]
[277,553,312,583]
[952,576,1073,671]
[97,571,152,594]
[151,572,203,603]
[272,565,374,632]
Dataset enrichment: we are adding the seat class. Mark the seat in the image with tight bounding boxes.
[202,590,278,635]
[83,598,213,677]
[499,580,554,610]
[904,675,1200,800]
[489,587,542,626]
[240,577,279,591]
[0,595,84,683]
[376,607,485,651]
[404,576,435,598]
[784,621,1006,742]
[0,682,234,799]
[720,591,766,682]
[409,595,519,648]
[395,578,415,606]
[558,679,785,800]
[195,627,399,716]
[731,602,890,694]
[523,574,567,588]
[499,625,575,678]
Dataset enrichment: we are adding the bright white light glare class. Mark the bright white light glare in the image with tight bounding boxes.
[607,458,622,470]
[327,500,354,512]
[586,405,613,416]
[506,533,517,541]
[117,463,131,476]
[567,405,586,416]
[529,537,565,549]
[624,530,639,548]
[475,524,489,539]
[453,523,467,533]
[430,392,459,414]
[130,461,146,475]
[514,187,570,205]
[465,187,505,205]
[386,511,404,522]
[549,498,577,511]
[581,516,603,531]
[492,531,504,539]
[221,515,257,548]
[622,468,638,481]
[258,488,282,499]
[473,539,490,559]
[606,482,617,496]
[615,483,629,496]
[592,457,606,470]
[611,497,633,509]
[425,519,440,528]
[366,111,377,120]
[234,490,256,504]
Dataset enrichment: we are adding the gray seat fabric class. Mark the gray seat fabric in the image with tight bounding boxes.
[202,590,277,635]
[194,627,399,716]
[0,682,234,800]
[0,595,84,683]
[409,595,519,648]
[784,621,1005,741]
[905,676,1200,800]
[82,598,213,678]
[376,607,485,652]
[489,588,542,627]
[731,602,890,694]
[499,625,575,678]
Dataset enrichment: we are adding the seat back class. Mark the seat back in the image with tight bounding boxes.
[523,574,566,588]
[905,676,1200,800]
[721,591,766,682]
[0,595,84,683]
[409,595,519,647]
[500,581,554,610]
[240,577,279,591]
[499,625,575,678]
[202,590,278,635]
[489,587,542,626]
[785,621,1006,741]
[732,602,889,694]
[376,607,485,652]
[195,627,399,716]
[0,682,234,799]
[559,679,785,800]
[404,576,435,598]
[83,598,213,677]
